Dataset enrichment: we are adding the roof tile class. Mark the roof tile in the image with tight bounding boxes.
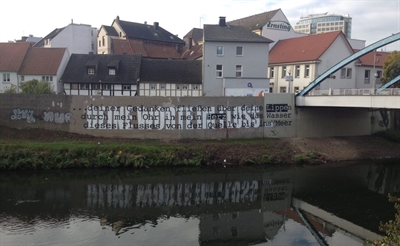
[269,31,343,64]
[0,42,31,71]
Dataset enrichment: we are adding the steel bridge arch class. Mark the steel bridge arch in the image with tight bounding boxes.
[297,32,400,96]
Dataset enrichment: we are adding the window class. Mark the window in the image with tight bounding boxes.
[102,84,110,90]
[3,73,10,82]
[98,40,101,47]
[193,85,199,90]
[216,65,223,78]
[109,68,116,75]
[346,68,352,79]
[281,66,287,78]
[42,76,45,81]
[49,76,53,82]
[236,46,243,56]
[71,84,79,89]
[304,65,310,78]
[92,84,101,90]
[150,84,156,89]
[376,70,382,79]
[217,46,223,56]
[294,86,300,93]
[176,85,180,90]
[88,68,95,75]
[280,87,287,93]
[295,65,300,78]
[21,76,24,82]
[340,68,346,78]
[102,36,105,46]
[270,67,274,78]
[236,65,242,77]
[80,84,89,89]
[364,70,370,84]
[123,85,131,90]
[160,84,166,89]
[183,84,188,90]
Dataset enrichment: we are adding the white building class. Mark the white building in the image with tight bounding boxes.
[268,31,358,94]
[203,17,273,97]
[228,9,306,50]
[34,21,97,55]
[294,12,352,38]
[0,42,69,94]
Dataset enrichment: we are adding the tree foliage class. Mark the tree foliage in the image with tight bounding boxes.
[3,85,17,94]
[370,194,400,246]
[381,51,400,86]
[19,79,54,94]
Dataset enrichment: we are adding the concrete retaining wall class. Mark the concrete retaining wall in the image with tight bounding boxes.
[0,94,388,139]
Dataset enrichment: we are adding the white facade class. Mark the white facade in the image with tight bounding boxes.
[44,23,97,55]
[0,72,18,93]
[18,51,70,94]
[259,9,307,49]
[139,83,202,97]
[203,41,270,97]
[63,84,137,96]
[269,34,359,94]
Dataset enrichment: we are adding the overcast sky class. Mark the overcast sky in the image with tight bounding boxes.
[1,0,399,51]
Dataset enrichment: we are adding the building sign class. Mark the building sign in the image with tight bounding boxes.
[267,21,291,31]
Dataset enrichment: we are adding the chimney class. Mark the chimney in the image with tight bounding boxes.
[188,37,193,49]
[219,16,226,27]
[176,44,182,53]
[154,22,159,30]
[116,16,120,21]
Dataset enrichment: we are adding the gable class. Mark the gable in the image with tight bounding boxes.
[228,9,280,31]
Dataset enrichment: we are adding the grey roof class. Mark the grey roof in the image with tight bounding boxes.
[117,19,185,45]
[203,24,273,43]
[227,9,280,31]
[103,25,119,36]
[60,54,141,84]
[140,58,202,84]
[183,28,204,45]
[34,27,65,47]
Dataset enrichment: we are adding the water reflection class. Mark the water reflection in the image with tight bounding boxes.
[0,160,398,246]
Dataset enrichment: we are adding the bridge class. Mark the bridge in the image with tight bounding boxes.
[296,32,400,109]
[296,88,400,109]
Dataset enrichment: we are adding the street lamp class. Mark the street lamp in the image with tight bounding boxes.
[286,69,293,93]
[329,74,336,95]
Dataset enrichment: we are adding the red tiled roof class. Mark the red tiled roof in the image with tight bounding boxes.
[112,39,183,59]
[354,49,390,67]
[19,47,66,75]
[113,39,147,56]
[269,31,345,64]
[0,42,31,71]
[181,45,203,60]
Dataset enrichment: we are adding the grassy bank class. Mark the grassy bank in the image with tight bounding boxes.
[0,139,303,170]
[1,128,399,170]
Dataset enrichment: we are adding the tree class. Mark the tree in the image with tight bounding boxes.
[3,85,17,94]
[19,79,54,94]
[370,194,400,246]
[381,51,400,86]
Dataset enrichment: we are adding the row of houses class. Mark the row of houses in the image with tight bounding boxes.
[0,9,390,96]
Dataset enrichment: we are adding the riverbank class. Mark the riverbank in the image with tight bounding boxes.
[1,126,400,170]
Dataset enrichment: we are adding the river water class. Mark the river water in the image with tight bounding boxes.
[1,160,399,246]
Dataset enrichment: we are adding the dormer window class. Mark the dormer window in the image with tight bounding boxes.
[109,68,116,75]
[88,67,95,75]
